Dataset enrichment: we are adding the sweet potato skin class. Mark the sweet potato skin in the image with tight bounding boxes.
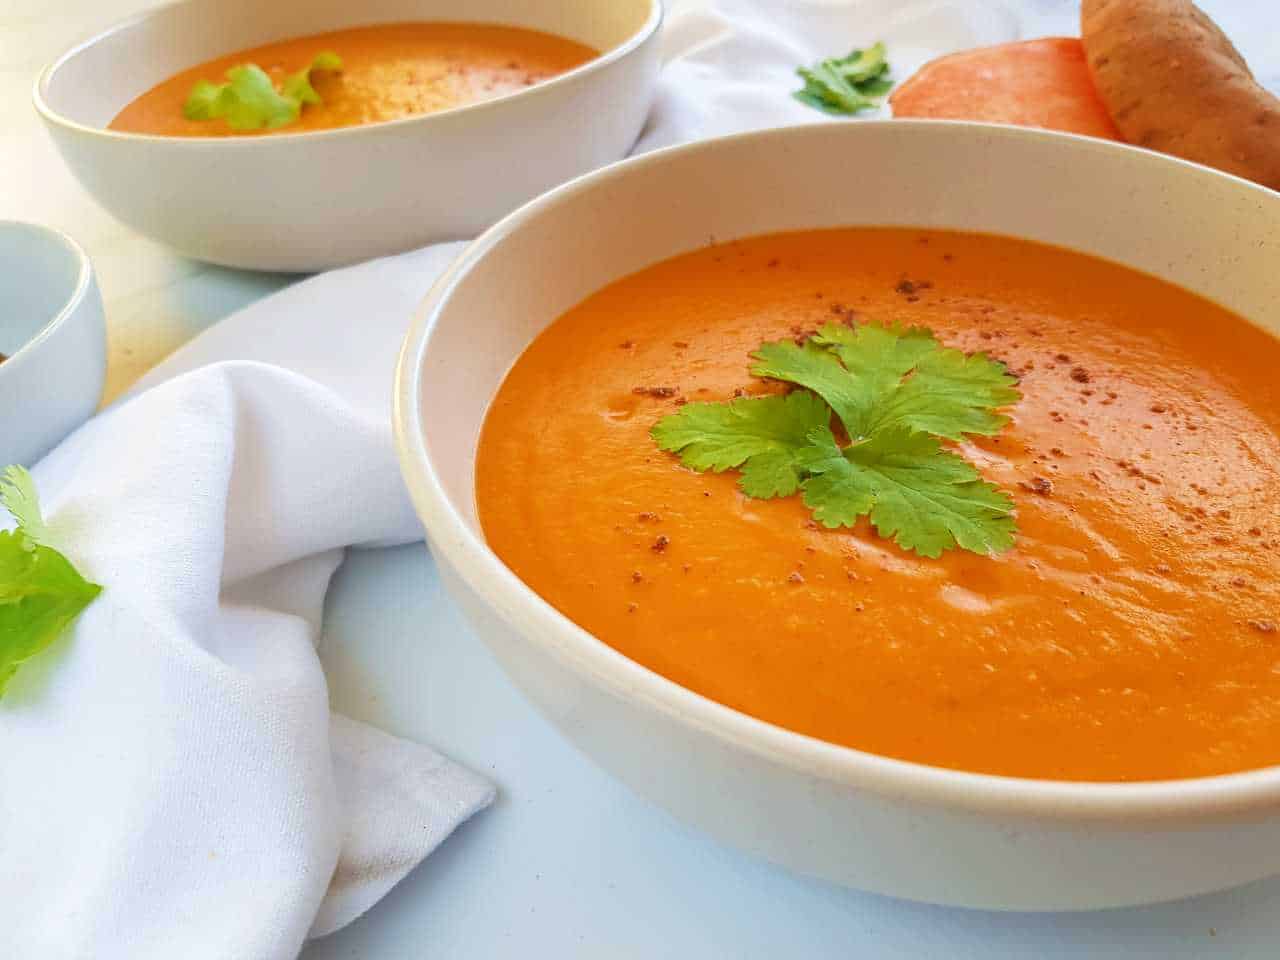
[889,38,1121,140]
[1082,0,1280,190]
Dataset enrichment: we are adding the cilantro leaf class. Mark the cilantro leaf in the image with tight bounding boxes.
[813,323,1019,440]
[753,323,1018,441]
[183,52,343,131]
[0,466,101,698]
[0,465,46,544]
[795,63,878,115]
[750,339,876,440]
[0,533,102,695]
[793,43,893,116]
[183,65,296,129]
[222,65,300,129]
[799,426,1016,558]
[878,346,1020,439]
[182,80,225,121]
[652,391,832,498]
[832,42,889,84]
[281,50,343,106]
[754,324,950,440]
[652,321,1020,558]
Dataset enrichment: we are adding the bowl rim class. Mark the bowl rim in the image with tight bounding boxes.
[0,220,95,374]
[32,0,664,146]
[395,119,1280,823]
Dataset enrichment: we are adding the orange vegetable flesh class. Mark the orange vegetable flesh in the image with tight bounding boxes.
[109,23,597,137]
[476,228,1280,783]
[890,37,1122,140]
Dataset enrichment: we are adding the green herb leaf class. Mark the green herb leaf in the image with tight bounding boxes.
[281,50,343,106]
[753,323,1018,442]
[752,324,935,440]
[834,42,889,84]
[652,321,1020,558]
[793,42,893,115]
[182,52,343,131]
[182,80,226,121]
[0,465,46,544]
[0,466,101,697]
[799,425,1016,558]
[182,64,297,129]
[652,391,832,498]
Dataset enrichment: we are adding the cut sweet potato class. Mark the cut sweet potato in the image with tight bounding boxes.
[1082,0,1280,190]
[889,37,1122,140]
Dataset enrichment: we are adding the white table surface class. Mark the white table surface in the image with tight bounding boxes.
[7,1,1280,956]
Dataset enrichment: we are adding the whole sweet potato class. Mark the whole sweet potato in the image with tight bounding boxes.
[1082,0,1280,190]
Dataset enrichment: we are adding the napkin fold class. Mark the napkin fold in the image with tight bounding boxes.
[2,244,479,959]
[2,2,1020,957]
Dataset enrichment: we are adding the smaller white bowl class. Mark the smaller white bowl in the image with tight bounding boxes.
[0,222,106,466]
[34,0,662,273]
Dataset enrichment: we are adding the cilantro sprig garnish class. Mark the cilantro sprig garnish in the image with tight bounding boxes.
[183,51,343,131]
[651,322,1020,559]
[0,466,101,697]
[793,43,894,115]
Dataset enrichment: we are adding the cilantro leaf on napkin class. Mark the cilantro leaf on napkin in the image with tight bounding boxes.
[183,52,343,131]
[0,465,46,542]
[652,322,1020,558]
[794,42,894,115]
[0,466,101,697]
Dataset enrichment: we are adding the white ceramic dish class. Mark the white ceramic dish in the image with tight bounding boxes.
[0,221,106,466]
[34,0,661,273]
[395,121,1280,912]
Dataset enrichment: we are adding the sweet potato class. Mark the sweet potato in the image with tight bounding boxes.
[1082,0,1280,190]
[889,38,1121,140]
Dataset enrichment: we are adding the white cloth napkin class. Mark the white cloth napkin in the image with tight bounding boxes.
[2,2,1028,957]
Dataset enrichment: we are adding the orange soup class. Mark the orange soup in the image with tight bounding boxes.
[476,228,1280,782]
[109,23,597,136]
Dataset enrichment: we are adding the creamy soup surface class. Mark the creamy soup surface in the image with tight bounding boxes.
[110,22,597,136]
[476,228,1280,782]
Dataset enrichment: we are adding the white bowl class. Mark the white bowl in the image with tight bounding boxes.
[34,0,662,272]
[395,121,1280,911]
[0,222,106,466]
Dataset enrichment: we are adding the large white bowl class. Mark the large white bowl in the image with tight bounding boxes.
[34,0,661,272]
[0,222,106,466]
[395,121,1280,911]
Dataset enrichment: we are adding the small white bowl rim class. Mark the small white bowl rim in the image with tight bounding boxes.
[32,0,664,146]
[395,119,1280,823]
[0,220,95,373]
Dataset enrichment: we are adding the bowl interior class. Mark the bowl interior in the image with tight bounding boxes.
[413,122,1280,537]
[42,0,657,129]
[0,222,88,359]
